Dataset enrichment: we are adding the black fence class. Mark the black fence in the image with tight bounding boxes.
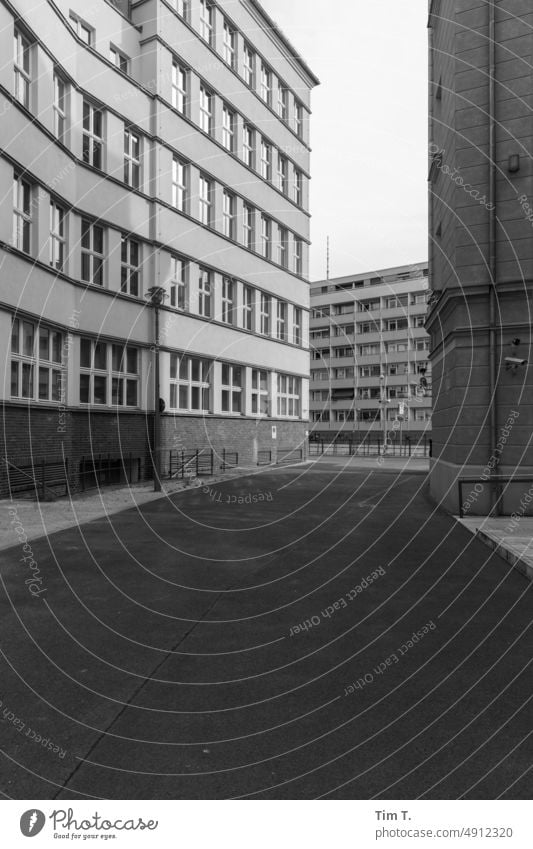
[79,453,140,491]
[219,450,239,470]
[168,449,215,479]
[276,447,304,465]
[309,436,432,458]
[4,457,69,499]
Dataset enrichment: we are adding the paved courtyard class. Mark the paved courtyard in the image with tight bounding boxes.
[0,462,531,799]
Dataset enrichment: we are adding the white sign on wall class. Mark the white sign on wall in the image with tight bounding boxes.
[272,426,277,440]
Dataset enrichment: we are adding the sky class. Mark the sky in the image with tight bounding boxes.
[260,0,429,281]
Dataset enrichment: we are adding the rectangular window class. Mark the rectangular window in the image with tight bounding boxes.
[12,174,31,254]
[277,155,288,194]
[294,236,303,275]
[277,86,288,121]
[221,277,235,324]
[243,43,254,87]
[278,227,288,268]
[223,21,236,68]
[260,293,270,335]
[222,190,235,239]
[276,301,287,340]
[80,338,138,407]
[172,158,187,212]
[81,218,104,286]
[53,73,67,141]
[124,128,141,189]
[251,369,269,415]
[50,201,66,271]
[260,216,271,259]
[260,63,271,105]
[386,318,409,332]
[242,203,254,250]
[221,363,242,414]
[170,0,189,18]
[14,28,31,108]
[110,45,129,73]
[200,0,213,45]
[293,307,302,346]
[172,62,187,114]
[11,318,63,402]
[242,124,254,168]
[413,315,426,328]
[222,105,235,151]
[277,374,301,418]
[260,139,271,180]
[199,86,212,134]
[387,294,409,308]
[82,100,103,169]
[120,234,140,296]
[294,168,303,206]
[169,354,211,412]
[199,174,212,226]
[198,268,212,317]
[242,285,253,331]
[170,256,188,310]
[69,14,93,45]
[294,100,303,138]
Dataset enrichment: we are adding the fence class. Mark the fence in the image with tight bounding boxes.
[308,436,432,458]
[168,449,215,479]
[79,453,140,491]
[276,447,304,465]
[4,457,69,499]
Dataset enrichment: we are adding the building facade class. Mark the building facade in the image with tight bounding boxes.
[428,0,533,514]
[309,264,432,443]
[0,0,318,494]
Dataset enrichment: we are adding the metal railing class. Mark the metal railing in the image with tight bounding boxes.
[4,457,69,499]
[168,449,214,479]
[276,447,304,465]
[79,453,139,491]
[309,436,432,458]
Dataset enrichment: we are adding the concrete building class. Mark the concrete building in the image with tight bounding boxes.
[428,0,533,514]
[309,264,432,444]
[0,0,318,494]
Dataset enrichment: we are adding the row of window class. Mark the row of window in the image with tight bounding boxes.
[310,317,426,342]
[311,293,427,319]
[10,319,303,417]
[311,408,432,424]
[310,339,430,363]
[310,363,430,383]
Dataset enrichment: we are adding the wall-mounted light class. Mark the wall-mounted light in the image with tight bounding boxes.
[508,154,520,173]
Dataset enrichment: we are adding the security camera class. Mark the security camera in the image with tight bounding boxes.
[505,356,527,367]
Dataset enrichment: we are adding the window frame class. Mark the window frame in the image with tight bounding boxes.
[198,174,212,226]
[199,85,213,135]
[200,0,214,45]
[172,157,188,212]
[243,43,255,87]
[80,338,139,407]
[260,62,272,106]
[242,123,254,168]
[260,216,271,259]
[260,292,271,335]
[13,28,31,109]
[198,267,212,317]
[242,203,254,250]
[53,72,67,142]
[169,353,211,412]
[80,218,104,287]
[123,127,141,189]
[49,200,66,272]
[109,44,129,74]
[221,362,243,414]
[242,284,254,331]
[222,20,236,68]
[120,233,141,297]
[221,277,235,324]
[82,99,104,170]
[251,369,270,416]
[12,173,32,254]
[170,255,188,310]
[10,318,64,403]
[172,61,188,115]
[222,104,235,152]
[222,190,235,239]
[277,373,301,418]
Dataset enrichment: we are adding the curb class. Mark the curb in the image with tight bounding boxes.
[475,529,533,581]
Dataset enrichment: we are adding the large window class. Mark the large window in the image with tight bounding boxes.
[277,374,301,417]
[276,301,287,340]
[260,63,272,105]
[80,339,139,407]
[221,363,242,414]
[242,285,254,331]
[81,219,104,286]
[53,73,67,141]
[12,174,31,254]
[120,234,140,296]
[260,139,271,181]
[124,128,141,189]
[14,29,31,108]
[169,354,211,412]
[199,174,212,226]
[260,216,271,259]
[198,268,212,317]
[11,319,63,402]
[223,20,236,68]
[251,369,269,415]
[199,86,212,134]
[172,158,188,212]
[49,201,66,271]
[242,203,254,250]
[243,43,255,87]
[260,293,270,335]
[222,105,235,151]
[170,256,188,310]
[82,101,103,169]
[200,1,213,45]
[172,62,188,114]
[221,277,235,324]
[222,191,235,239]
[242,124,254,168]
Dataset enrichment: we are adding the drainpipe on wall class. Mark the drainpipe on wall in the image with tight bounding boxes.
[488,0,500,513]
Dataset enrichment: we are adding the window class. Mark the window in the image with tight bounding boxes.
[312,369,329,381]
[359,299,380,312]
[171,0,189,17]
[415,339,430,351]
[169,354,211,412]
[53,73,67,141]
[360,409,381,422]
[242,203,254,250]
[170,256,188,310]
[243,43,255,87]
[221,277,235,324]
[124,128,141,189]
[278,227,288,268]
[294,236,303,275]
[12,174,31,254]
[277,86,288,121]
[110,45,129,73]
[69,14,93,45]
[80,339,139,407]
[120,234,140,296]
[386,318,409,332]
[251,369,269,415]
[199,174,212,226]
[277,374,301,417]
[260,63,271,105]
[50,201,66,271]
[334,367,354,379]
[260,216,271,259]
[198,268,212,317]
[293,308,302,346]
[14,29,31,108]
[221,363,242,413]
[277,155,288,194]
[386,341,408,353]
[412,292,427,305]
[81,219,104,286]
[276,301,287,340]
[260,140,271,181]
[294,100,303,138]
[260,293,270,335]
[388,363,407,376]
[294,169,303,206]
[334,324,354,337]
[199,86,212,134]
[312,411,330,423]
[413,315,426,328]
[82,101,103,169]
[361,365,382,378]
[172,158,188,212]
[11,319,63,402]
[223,21,236,68]
[200,0,213,45]
[242,285,254,331]
[242,124,254,168]
[172,62,187,114]
[359,343,380,356]
[222,191,235,239]
[387,294,408,308]
[413,408,432,422]
[222,105,235,151]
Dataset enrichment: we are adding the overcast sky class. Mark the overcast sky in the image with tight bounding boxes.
[260,0,429,281]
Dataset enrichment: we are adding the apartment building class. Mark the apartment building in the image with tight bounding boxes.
[0,0,318,493]
[428,0,533,514]
[309,264,432,442]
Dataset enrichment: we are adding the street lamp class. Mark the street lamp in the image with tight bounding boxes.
[145,286,168,493]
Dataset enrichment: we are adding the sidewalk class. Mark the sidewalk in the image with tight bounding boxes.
[458,516,533,580]
[308,453,429,473]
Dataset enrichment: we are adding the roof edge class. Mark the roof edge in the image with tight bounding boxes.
[245,0,320,87]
